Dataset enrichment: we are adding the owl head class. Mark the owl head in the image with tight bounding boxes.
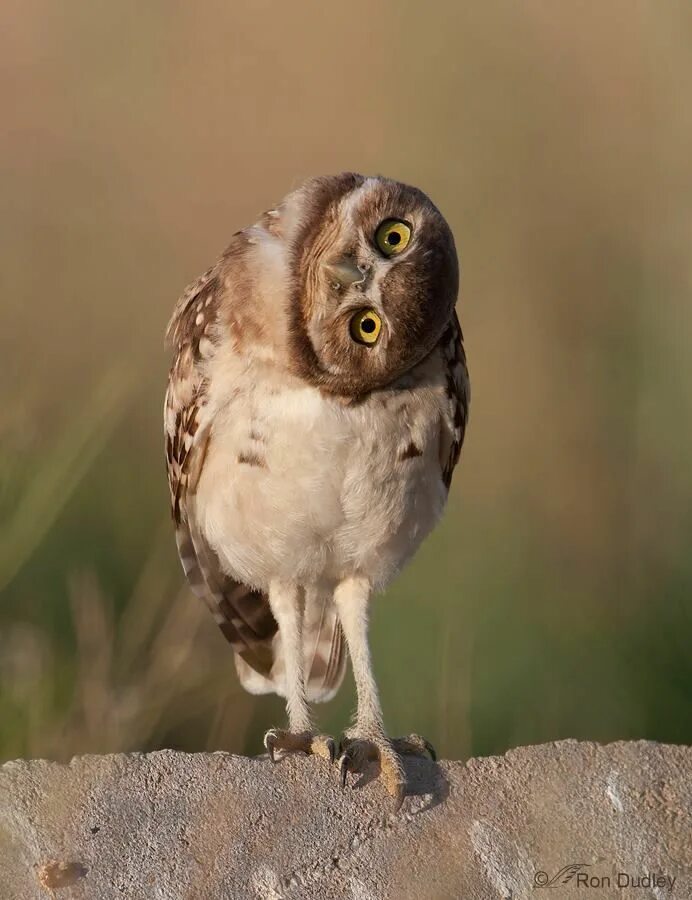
[275,173,459,396]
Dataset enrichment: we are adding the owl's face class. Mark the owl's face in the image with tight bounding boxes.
[284,173,458,396]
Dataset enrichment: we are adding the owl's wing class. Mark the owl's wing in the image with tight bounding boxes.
[439,310,470,489]
[164,262,278,679]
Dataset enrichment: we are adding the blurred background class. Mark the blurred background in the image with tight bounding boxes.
[2,1,691,764]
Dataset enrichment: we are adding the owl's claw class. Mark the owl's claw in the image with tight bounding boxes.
[337,736,406,809]
[339,753,349,789]
[263,728,336,763]
[264,729,278,763]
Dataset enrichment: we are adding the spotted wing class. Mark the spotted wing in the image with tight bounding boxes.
[439,310,470,489]
[164,262,278,678]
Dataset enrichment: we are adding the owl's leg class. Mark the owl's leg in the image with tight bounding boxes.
[263,580,336,763]
[333,577,413,807]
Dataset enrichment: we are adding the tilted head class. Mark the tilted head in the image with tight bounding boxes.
[273,173,459,396]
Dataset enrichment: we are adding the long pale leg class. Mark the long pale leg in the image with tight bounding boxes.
[263,580,335,762]
[333,577,384,735]
[333,577,434,806]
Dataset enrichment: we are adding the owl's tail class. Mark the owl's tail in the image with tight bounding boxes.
[235,587,346,703]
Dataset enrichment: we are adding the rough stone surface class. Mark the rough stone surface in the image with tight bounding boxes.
[1,740,690,899]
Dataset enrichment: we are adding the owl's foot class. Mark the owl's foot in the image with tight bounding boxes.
[263,728,336,764]
[390,733,437,761]
[337,735,407,809]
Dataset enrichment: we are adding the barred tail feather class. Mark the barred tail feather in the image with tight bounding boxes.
[235,588,346,703]
[302,587,346,703]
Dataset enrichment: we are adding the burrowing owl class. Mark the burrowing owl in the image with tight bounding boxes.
[165,173,469,804]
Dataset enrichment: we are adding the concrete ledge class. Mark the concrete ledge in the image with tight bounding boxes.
[1,740,690,899]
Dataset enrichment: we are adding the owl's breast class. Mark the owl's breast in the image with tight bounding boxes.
[195,360,449,591]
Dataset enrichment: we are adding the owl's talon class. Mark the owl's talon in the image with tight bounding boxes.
[339,753,349,789]
[336,736,406,805]
[263,729,278,763]
[262,728,336,764]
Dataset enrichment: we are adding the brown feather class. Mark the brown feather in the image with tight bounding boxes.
[164,261,279,681]
[302,589,347,702]
[439,310,470,489]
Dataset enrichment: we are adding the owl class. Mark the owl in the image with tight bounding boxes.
[164,173,469,806]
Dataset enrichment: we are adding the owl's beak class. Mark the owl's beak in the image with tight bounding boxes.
[323,257,368,288]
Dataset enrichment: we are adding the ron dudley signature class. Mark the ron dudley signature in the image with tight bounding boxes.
[533,863,677,891]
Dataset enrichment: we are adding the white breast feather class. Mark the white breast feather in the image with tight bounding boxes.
[194,351,449,593]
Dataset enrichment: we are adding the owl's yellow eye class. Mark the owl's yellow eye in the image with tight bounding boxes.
[375,219,412,256]
[350,309,382,345]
